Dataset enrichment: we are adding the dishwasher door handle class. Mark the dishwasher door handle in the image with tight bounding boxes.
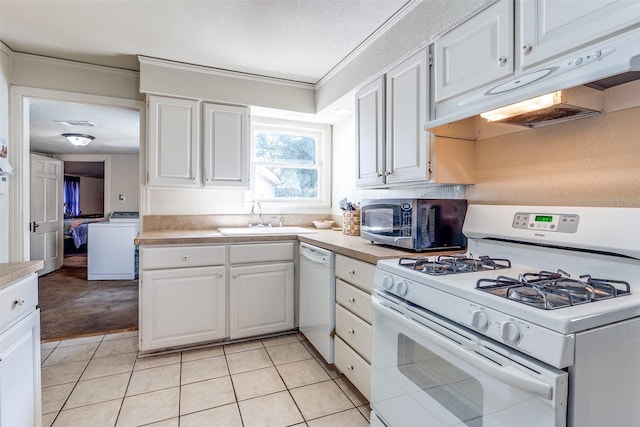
[300,245,330,264]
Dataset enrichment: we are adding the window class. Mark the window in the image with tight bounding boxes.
[250,118,331,208]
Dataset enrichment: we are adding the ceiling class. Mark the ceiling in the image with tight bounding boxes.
[2,0,410,154]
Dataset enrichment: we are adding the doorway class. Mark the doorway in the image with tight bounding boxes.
[10,86,144,340]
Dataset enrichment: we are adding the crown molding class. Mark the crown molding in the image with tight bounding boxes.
[11,51,139,77]
[138,55,315,90]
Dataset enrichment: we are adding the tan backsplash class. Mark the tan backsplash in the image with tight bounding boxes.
[468,105,640,207]
[143,214,336,231]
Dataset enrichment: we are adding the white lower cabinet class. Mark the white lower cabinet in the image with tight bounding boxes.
[139,245,226,351]
[229,262,294,339]
[334,254,376,400]
[140,266,226,351]
[0,272,41,427]
[140,242,295,351]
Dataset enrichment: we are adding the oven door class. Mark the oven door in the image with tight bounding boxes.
[371,292,568,427]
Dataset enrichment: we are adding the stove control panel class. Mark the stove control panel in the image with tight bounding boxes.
[512,212,579,233]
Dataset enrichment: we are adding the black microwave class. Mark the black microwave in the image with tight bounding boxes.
[360,199,467,251]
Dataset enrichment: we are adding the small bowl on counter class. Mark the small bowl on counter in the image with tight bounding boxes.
[312,220,335,229]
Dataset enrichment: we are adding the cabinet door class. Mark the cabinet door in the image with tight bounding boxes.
[0,310,41,427]
[385,48,430,184]
[355,76,386,187]
[147,95,200,187]
[140,266,226,351]
[434,0,514,103]
[202,103,249,187]
[229,262,294,339]
[519,0,640,69]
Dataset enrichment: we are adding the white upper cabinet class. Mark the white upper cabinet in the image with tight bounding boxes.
[355,76,385,187]
[147,96,200,187]
[147,95,249,188]
[434,0,514,103]
[202,103,249,187]
[518,0,640,69]
[385,48,430,184]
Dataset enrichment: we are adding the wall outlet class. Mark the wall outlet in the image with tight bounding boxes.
[118,194,126,203]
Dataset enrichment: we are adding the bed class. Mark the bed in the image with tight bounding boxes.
[64,217,105,249]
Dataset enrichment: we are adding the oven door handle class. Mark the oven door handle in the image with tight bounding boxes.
[372,296,554,400]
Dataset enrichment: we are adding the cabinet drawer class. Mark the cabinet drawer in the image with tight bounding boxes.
[336,279,372,324]
[335,336,371,401]
[335,255,376,292]
[140,245,226,269]
[229,242,294,264]
[0,273,38,332]
[335,304,372,363]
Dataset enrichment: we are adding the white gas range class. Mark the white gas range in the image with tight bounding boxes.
[370,205,640,427]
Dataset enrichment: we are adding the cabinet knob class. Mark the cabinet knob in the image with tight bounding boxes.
[192,177,197,181]
[347,365,354,371]
[348,269,355,275]
[218,272,224,278]
[348,297,356,303]
[497,56,508,66]
[182,255,189,261]
[348,328,355,335]
[232,274,238,279]
[377,173,382,178]
[13,298,25,306]
[384,170,392,176]
[521,44,533,55]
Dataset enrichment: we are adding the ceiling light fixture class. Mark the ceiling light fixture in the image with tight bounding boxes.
[62,133,95,147]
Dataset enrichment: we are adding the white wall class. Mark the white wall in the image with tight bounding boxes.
[0,44,12,262]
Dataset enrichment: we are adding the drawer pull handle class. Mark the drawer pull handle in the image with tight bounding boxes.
[13,298,25,306]
[348,329,355,335]
[182,255,189,261]
[347,365,354,371]
[348,297,356,303]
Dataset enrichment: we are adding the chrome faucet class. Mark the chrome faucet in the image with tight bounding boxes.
[249,201,263,227]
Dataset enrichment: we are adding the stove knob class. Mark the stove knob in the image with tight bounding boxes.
[470,310,488,330]
[382,275,394,290]
[396,281,408,296]
[500,321,521,343]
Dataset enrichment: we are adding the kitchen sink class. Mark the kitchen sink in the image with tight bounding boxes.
[217,226,317,236]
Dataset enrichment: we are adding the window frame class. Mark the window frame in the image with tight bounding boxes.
[249,117,332,210]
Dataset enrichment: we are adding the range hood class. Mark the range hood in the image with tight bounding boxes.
[427,27,640,131]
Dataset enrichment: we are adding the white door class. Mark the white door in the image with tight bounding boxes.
[385,48,430,184]
[30,154,63,275]
[229,262,294,339]
[434,0,514,102]
[355,76,386,187]
[202,103,249,187]
[518,0,640,69]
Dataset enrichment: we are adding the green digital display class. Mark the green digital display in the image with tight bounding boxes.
[535,215,553,222]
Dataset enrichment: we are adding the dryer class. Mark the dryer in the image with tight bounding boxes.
[87,212,139,280]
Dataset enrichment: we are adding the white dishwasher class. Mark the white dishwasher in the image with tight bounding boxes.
[299,242,335,364]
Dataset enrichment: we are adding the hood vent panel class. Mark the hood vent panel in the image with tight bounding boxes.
[496,104,601,128]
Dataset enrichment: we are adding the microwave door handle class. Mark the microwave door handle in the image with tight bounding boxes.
[362,232,413,249]
[371,296,553,400]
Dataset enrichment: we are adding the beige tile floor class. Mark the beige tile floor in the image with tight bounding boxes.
[41,331,371,427]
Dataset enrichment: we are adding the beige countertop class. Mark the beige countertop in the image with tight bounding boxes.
[136,228,461,265]
[0,261,44,290]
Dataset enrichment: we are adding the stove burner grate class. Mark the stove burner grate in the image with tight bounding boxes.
[399,254,511,276]
[477,270,631,310]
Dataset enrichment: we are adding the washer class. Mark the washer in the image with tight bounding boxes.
[87,212,139,280]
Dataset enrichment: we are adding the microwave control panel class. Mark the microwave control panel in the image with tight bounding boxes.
[512,212,579,233]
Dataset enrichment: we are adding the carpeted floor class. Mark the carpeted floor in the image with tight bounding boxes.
[38,255,138,342]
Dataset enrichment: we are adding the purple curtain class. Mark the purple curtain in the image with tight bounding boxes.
[63,176,80,216]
